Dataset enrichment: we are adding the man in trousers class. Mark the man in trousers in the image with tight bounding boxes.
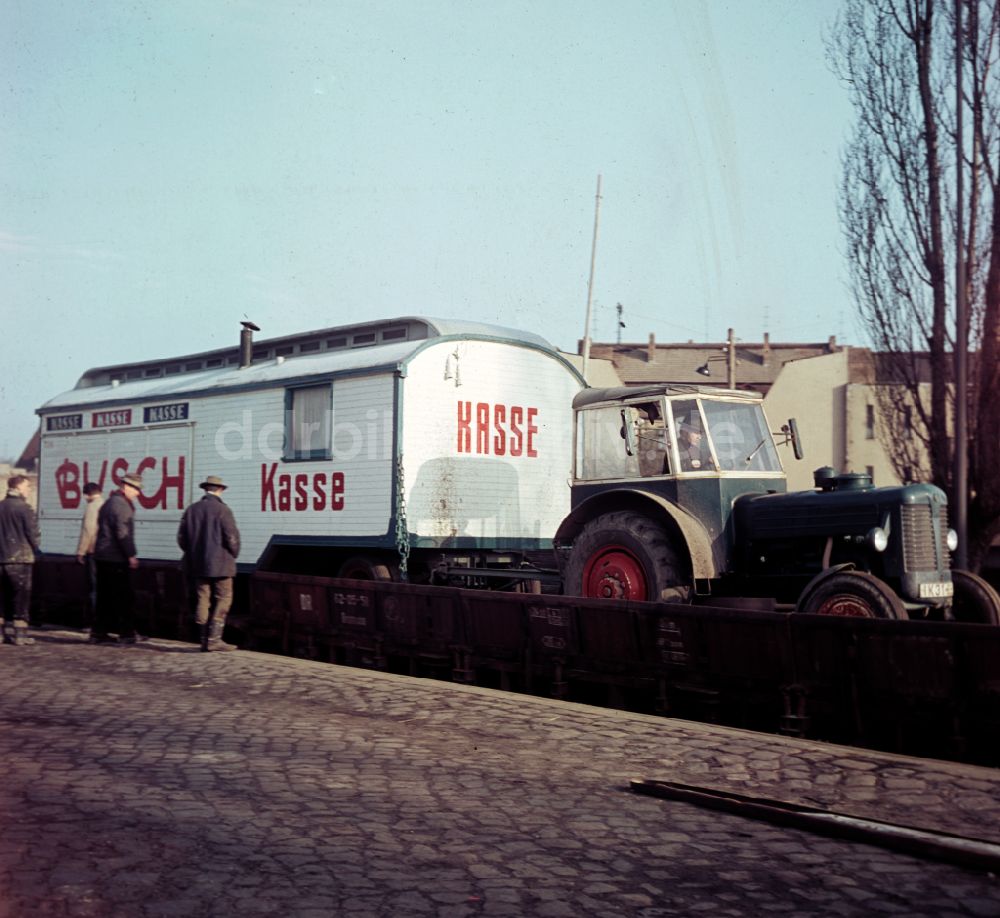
[177,475,240,652]
[92,473,144,644]
[0,475,40,646]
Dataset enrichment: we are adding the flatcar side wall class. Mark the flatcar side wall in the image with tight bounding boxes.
[402,340,581,546]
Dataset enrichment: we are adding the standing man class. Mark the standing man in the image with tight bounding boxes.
[178,475,240,652]
[0,475,40,646]
[92,473,143,645]
[76,482,104,628]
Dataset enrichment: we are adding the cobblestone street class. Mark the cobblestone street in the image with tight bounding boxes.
[1,628,999,917]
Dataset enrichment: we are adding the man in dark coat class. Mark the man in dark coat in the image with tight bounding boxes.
[177,475,240,652]
[0,475,40,646]
[92,473,143,644]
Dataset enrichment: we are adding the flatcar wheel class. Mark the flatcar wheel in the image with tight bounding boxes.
[564,511,689,602]
[797,571,904,619]
[338,556,398,581]
[949,570,1000,626]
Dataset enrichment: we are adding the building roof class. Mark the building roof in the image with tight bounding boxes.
[15,430,39,470]
[587,334,842,393]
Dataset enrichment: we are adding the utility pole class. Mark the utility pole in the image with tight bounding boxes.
[726,327,736,389]
[954,0,969,568]
[616,302,624,345]
[581,174,602,380]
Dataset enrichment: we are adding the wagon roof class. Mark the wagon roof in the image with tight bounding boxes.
[37,318,566,414]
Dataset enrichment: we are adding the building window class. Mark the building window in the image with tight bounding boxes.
[326,336,348,349]
[285,385,331,460]
[381,327,407,341]
[300,341,321,353]
[865,404,875,440]
[351,332,377,347]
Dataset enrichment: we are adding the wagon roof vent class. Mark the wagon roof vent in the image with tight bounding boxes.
[240,320,260,369]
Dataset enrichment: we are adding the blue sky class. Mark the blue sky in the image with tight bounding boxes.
[1,0,852,459]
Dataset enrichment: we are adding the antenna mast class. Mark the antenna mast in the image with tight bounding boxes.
[581,174,602,380]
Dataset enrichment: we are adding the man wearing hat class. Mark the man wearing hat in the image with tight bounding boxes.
[177,475,241,652]
[0,475,41,646]
[678,416,714,471]
[91,472,144,644]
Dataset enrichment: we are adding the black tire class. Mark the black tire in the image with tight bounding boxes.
[564,511,690,602]
[337,556,398,581]
[949,569,1000,626]
[797,571,904,619]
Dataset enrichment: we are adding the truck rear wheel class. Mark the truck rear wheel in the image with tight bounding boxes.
[564,511,690,602]
[949,570,1000,626]
[338,556,398,581]
[797,571,904,619]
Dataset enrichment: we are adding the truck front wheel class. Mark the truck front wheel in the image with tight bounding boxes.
[564,512,690,602]
[949,570,1000,625]
[797,571,904,619]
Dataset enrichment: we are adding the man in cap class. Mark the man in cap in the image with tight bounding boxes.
[678,416,714,471]
[177,475,240,652]
[0,475,40,646]
[91,473,144,644]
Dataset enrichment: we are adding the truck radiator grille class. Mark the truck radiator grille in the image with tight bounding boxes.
[901,504,949,573]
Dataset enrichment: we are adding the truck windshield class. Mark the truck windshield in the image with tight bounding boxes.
[700,399,782,472]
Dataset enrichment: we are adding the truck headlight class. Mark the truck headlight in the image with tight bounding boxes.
[946,529,959,552]
[866,527,889,553]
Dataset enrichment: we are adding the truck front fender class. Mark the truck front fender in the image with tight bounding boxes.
[795,562,856,610]
[556,490,721,580]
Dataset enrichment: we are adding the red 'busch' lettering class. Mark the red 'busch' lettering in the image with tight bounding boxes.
[261,463,345,511]
[54,456,185,510]
[457,401,538,457]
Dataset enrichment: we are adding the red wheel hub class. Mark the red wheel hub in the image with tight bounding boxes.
[582,545,649,601]
[815,593,875,617]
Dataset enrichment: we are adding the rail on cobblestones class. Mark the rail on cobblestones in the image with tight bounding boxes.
[33,560,1000,766]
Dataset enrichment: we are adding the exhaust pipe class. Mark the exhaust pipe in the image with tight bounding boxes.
[240,320,260,369]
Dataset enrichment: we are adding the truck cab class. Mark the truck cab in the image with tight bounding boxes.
[556,385,999,624]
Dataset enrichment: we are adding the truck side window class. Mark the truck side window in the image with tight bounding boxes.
[633,402,670,477]
[575,406,640,480]
[671,400,714,472]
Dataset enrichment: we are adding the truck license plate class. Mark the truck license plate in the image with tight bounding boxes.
[919,581,954,598]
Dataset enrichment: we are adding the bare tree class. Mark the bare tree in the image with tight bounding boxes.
[829,0,1000,569]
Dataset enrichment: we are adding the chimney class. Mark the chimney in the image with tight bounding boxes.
[762,332,770,366]
[828,335,838,352]
[240,321,260,369]
[647,332,656,362]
